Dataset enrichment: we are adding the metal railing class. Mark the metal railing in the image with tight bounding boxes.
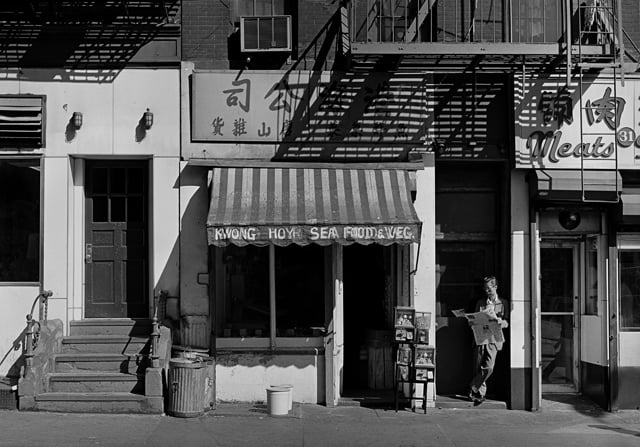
[151,290,167,369]
[350,0,564,45]
[23,290,53,374]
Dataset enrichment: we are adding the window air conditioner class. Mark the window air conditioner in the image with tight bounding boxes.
[240,15,292,52]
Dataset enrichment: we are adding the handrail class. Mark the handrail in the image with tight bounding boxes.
[23,290,53,376]
[151,290,167,369]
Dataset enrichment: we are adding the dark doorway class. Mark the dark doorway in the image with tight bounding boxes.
[343,244,389,393]
[85,160,149,318]
[435,163,508,400]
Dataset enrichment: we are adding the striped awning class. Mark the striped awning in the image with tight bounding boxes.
[207,167,422,247]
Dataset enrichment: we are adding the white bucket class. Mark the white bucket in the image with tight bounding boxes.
[270,384,293,410]
[266,387,289,416]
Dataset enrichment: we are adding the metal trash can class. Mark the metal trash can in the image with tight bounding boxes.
[167,358,206,418]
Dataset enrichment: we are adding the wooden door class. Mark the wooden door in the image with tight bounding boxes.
[85,161,148,318]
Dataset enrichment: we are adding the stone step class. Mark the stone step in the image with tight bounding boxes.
[61,335,150,354]
[33,392,162,414]
[47,372,143,394]
[69,319,152,337]
[54,353,148,374]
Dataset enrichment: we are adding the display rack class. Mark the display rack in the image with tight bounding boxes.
[393,308,434,414]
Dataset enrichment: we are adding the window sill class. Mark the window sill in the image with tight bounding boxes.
[216,336,324,353]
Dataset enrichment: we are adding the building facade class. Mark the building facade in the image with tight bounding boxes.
[2,0,640,413]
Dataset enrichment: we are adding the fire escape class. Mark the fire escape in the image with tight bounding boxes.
[342,0,638,201]
[570,0,623,202]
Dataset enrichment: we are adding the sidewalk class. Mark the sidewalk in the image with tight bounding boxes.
[1,397,639,447]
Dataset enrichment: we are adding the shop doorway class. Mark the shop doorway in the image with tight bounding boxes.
[342,244,390,396]
[84,160,149,318]
[540,241,580,393]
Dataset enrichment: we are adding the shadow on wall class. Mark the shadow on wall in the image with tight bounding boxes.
[0,1,180,82]
[159,164,210,349]
[0,325,29,379]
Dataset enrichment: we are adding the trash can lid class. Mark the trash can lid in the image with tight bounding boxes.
[169,358,205,368]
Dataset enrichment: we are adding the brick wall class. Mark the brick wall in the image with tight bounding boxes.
[181,0,233,69]
[621,0,640,60]
[181,0,340,70]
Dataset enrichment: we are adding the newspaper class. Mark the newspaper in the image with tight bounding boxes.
[452,309,505,345]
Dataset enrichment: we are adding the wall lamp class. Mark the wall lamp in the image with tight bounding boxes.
[72,112,83,130]
[143,108,153,130]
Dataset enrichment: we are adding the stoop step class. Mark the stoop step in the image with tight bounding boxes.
[70,319,152,336]
[34,392,162,414]
[48,372,143,393]
[54,353,147,374]
[61,335,150,354]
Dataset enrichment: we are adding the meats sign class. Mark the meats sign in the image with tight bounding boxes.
[515,75,640,169]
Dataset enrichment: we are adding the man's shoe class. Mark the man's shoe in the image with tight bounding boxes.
[473,395,486,405]
[468,389,479,402]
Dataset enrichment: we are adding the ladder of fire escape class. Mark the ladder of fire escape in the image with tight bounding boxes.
[574,0,624,203]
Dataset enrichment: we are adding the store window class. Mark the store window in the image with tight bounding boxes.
[620,251,640,330]
[0,159,40,282]
[219,244,325,338]
[585,237,598,315]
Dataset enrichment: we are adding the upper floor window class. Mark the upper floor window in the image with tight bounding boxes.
[238,0,292,52]
[239,0,285,16]
[0,159,40,282]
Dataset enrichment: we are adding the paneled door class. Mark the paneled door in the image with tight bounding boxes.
[85,161,148,318]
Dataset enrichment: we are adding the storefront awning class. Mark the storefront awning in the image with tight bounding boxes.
[207,167,422,247]
[530,169,621,202]
[621,187,640,218]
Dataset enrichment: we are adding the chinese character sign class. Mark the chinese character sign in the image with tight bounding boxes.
[191,71,429,146]
[192,71,315,143]
[515,75,640,170]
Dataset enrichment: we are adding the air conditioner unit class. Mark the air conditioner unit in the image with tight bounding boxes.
[240,15,292,52]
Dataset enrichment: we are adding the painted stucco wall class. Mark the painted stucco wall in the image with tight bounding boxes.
[0,69,181,377]
[510,170,533,410]
[412,154,436,405]
[215,352,325,403]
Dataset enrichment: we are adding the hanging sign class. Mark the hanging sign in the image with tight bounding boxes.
[514,74,640,170]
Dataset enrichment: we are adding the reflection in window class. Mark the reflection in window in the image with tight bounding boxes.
[222,245,270,337]
[0,160,40,282]
[220,244,325,338]
[585,239,598,315]
[620,251,640,330]
[275,245,324,336]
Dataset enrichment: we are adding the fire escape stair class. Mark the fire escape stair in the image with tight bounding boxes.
[28,319,164,414]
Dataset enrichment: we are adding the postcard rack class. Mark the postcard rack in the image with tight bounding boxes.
[393,307,434,414]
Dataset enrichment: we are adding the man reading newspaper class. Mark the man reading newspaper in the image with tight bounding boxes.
[453,276,508,404]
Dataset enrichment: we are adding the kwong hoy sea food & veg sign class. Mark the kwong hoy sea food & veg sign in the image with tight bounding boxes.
[515,75,640,169]
[208,224,420,247]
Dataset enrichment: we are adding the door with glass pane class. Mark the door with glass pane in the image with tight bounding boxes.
[540,241,580,392]
[85,161,148,318]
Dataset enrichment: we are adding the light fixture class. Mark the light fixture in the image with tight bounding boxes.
[143,108,153,130]
[559,209,581,230]
[72,112,83,130]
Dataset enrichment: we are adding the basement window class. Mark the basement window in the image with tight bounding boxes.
[0,159,41,282]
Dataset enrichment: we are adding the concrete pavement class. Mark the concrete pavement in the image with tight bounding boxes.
[1,397,639,447]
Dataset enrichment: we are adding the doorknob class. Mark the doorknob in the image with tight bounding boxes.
[85,243,93,263]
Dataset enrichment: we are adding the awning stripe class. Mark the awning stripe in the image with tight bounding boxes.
[351,170,364,223]
[207,167,422,246]
[382,169,397,221]
[321,169,332,223]
[335,169,347,223]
